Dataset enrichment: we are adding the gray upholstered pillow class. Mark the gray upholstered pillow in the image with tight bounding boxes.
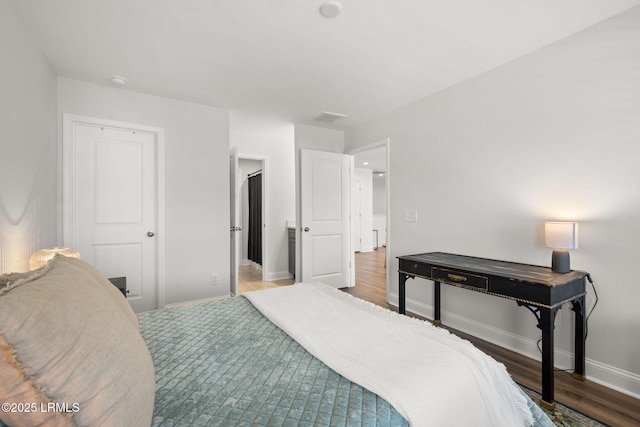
[0,272,24,290]
[0,260,54,293]
[0,256,155,427]
[59,256,139,328]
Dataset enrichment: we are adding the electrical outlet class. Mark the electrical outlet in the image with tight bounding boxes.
[211,274,219,286]
[404,209,418,222]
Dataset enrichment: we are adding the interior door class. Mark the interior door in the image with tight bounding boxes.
[300,149,352,288]
[229,147,240,296]
[68,122,158,312]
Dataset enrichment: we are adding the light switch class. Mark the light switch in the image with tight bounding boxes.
[404,209,418,222]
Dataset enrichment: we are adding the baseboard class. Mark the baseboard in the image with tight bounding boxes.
[388,292,640,399]
[248,260,262,270]
[584,357,640,399]
[165,294,229,308]
[266,270,293,281]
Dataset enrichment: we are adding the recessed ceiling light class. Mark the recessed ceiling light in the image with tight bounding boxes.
[363,162,369,165]
[319,1,342,18]
[111,75,127,86]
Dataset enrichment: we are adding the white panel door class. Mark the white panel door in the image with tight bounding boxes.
[300,149,352,288]
[70,123,158,312]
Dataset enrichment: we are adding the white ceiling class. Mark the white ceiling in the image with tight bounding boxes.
[9,0,640,129]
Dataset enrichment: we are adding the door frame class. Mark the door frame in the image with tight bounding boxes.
[348,138,391,297]
[61,113,166,308]
[229,147,240,296]
[232,152,269,283]
[351,177,362,252]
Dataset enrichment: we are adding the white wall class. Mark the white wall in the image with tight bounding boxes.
[230,111,295,280]
[372,175,387,246]
[0,0,57,274]
[346,7,640,397]
[372,214,386,248]
[372,174,387,215]
[57,77,230,305]
[295,124,345,154]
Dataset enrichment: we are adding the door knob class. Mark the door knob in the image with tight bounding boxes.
[304,227,310,232]
[147,231,155,237]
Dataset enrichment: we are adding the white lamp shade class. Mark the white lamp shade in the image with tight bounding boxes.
[29,247,81,270]
[545,222,578,250]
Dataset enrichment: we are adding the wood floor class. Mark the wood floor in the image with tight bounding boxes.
[239,251,640,426]
[238,264,293,293]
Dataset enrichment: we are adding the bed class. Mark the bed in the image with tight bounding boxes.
[141,283,554,427]
[0,256,554,426]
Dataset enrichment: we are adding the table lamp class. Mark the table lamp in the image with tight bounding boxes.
[29,247,81,270]
[544,222,578,273]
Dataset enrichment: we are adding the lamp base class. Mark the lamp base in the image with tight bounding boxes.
[551,249,570,273]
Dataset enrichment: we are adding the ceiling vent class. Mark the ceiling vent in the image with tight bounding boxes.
[313,111,348,123]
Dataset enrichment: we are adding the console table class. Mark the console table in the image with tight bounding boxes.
[397,252,588,409]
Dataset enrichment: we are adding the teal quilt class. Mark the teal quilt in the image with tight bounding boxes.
[138,297,407,426]
[138,296,553,427]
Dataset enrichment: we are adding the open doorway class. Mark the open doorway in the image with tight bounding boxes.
[237,157,265,285]
[231,153,295,295]
[349,139,390,300]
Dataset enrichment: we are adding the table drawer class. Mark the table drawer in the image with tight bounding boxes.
[398,258,431,278]
[431,267,488,291]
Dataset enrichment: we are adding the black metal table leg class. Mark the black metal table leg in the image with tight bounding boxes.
[433,281,442,325]
[399,272,407,315]
[572,295,587,381]
[540,307,556,410]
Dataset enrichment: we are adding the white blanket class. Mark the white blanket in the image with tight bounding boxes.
[244,283,533,427]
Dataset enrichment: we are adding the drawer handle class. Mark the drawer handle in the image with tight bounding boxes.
[448,274,467,282]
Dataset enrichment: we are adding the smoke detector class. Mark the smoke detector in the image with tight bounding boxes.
[313,111,348,123]
[319,1,342,19]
